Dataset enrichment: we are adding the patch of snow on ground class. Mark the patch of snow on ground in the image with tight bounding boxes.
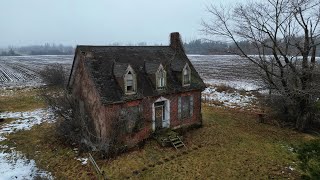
[202,86,257,109]
[204,79,261,91]
[0,109,55,141]
[0,150,53,180]
[0,108,55,179]
[75,157,88,165]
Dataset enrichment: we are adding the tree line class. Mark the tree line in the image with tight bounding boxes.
[0,44,74,56]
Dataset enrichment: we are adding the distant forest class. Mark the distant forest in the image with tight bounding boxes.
[0,44,74,56]
[184,39,320,56]
[2,39,320,56]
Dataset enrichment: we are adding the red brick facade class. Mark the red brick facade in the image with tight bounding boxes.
[70,54,203,148]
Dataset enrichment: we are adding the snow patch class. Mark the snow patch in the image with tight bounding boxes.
[204,79,261,91]
[0,109,55,141]
[0,151,53,180]
[0,109,55,179]
[75,157,88,165]
[202,86,257,109]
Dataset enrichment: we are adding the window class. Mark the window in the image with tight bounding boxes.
[124,65,136,95]
[119,105,143,133]
[182,64,191,86]
[156,65,166,90]
[178,95,194,119]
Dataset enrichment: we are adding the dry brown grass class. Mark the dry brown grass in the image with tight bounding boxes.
[0,88,46,112]
[1,104,318,179]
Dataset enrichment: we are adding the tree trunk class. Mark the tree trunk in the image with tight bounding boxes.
[295,99,312,131]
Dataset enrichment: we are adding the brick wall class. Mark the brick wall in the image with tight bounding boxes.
[101,90,202,147]
[71,56,202,148]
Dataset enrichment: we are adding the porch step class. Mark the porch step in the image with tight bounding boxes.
[169,135,187,150]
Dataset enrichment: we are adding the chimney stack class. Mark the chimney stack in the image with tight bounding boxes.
[170,32,184,51]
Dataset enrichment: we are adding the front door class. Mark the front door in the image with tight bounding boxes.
[154,101,165,130]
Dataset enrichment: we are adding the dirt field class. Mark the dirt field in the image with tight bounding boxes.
[0,55,262,90]
[0,55,72,88]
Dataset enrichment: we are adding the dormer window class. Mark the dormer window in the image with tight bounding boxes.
[156,64,166,90]
[182,64,191,86]
[124,65,136,95]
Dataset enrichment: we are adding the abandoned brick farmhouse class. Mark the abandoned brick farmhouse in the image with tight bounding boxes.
[67,32,206,150]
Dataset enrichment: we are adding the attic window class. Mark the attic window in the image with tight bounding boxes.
[156,65,166,90]
[125,66,136,95]
[182,64,191,86]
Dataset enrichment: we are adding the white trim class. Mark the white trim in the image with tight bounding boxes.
[124,65,137,95]
[152,96,170,131]
[182,63,191,86]
[156,64,166,90]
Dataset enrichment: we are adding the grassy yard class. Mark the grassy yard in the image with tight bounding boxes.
[0,88,46,112]
[1,101,318,179]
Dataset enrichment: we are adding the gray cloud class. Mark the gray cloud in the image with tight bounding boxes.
[0,0,235,47]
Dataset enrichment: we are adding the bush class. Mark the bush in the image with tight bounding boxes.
[262,94,298,124]
[39,64,67,87]
[40,89,82,144]
[295,139,320,179]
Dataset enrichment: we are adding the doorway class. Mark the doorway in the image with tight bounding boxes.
[152,97,170,131]
[154,101,165,130]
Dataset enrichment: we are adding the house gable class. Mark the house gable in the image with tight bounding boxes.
[68,32,206,105]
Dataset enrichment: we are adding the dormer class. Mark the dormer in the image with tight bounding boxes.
[156,64,166,90]
[124,65,136,95]
[182,63,191,86]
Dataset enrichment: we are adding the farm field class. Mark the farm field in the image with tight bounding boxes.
[0,55,72,88]
[0,55,261,90]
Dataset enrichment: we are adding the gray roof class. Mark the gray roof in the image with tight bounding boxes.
[69,45,206,105]
[145,62,162,74]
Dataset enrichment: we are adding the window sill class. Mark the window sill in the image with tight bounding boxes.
[157,87,166,91]
[125,91,136,95]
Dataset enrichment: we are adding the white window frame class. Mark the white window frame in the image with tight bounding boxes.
[124,65,137,95]
[156,64,166,90]
[182,63,191,86]
[152,96,170,131]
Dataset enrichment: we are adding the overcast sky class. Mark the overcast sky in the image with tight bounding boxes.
[0,0,239,47]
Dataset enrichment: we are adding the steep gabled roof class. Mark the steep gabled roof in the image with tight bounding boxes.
[68,33,206,105]
[113,62,130,77]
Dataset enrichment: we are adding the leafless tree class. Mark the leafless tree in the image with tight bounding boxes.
[202,0,320,131]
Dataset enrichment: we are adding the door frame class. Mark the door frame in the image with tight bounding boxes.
[152,96,170,131]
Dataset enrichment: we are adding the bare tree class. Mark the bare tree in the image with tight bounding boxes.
[202,0,320,131]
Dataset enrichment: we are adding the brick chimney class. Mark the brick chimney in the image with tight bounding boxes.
[170,32,184,51]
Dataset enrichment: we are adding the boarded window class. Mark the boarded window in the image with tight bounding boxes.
[119,105,143,133]
[179,95,194,120]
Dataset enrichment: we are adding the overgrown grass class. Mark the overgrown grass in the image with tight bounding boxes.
[0,88,46,112]
[0,123,95,179]
[2,104,318,179]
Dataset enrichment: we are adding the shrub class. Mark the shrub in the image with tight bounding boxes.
[295,139,320,179]
[39,64,67,87]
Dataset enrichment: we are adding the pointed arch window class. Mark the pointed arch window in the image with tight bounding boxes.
[124,65,136,95]
[156,65,166,90]
[182,63,191,86]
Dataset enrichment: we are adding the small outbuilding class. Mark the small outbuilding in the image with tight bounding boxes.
[67,32,206,152]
